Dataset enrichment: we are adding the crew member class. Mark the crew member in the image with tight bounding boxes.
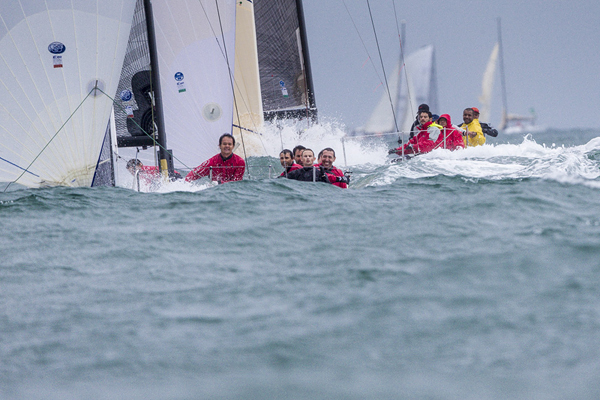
[406,104,430,140]
[472,107,498,137]
[460,108,485,147]
[279,149,302,177]
[285,149,349,186]
[185,133,245,183]
[292,145,306,165]
[433,114,466,151]
[315,148,349,188]
[126,159,182,182]
[392,110,440,156]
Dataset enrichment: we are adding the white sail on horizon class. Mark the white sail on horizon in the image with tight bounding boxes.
[479,43,499,124]
[362,45,438,135]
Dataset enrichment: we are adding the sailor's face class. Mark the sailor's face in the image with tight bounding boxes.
[301,150,315,167]
[419,113,430,124]
[280,152,293,167]
[463,110,474,124]
[294,150,304,164]
[219,137,234,157]
[320,150,335,169]
[438,118,448,128]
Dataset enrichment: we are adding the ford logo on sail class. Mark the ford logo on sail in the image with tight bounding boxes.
[48,42,66,54]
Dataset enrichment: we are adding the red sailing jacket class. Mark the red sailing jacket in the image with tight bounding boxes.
[185,153,245,183]
[396,121,435,155]
[279,163,303,177]
[314,163,348,188]
[434,114,466,151]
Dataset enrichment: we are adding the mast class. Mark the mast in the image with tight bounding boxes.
[295,0,317,121]
[143,0,173,177]
[497,17,508,130]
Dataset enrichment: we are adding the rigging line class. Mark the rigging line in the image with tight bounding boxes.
[2,88,95,193]
[199,0,267,157]
[214,0,250,177]
[366,0,399,133]
[339,0,384,86]
[100,88,192,170]
[390,0,412,119]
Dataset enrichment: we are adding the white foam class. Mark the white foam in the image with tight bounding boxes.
[366,135,600,187]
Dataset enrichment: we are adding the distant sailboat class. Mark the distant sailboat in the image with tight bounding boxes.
[358,45,439,137]
[495,18,544,135]
[0,1,137,188]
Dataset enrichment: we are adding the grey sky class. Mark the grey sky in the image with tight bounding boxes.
[302,0,600,130]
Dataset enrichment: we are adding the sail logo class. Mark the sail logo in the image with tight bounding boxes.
[48,42,65,68]
[175,72,186,93]
[279,80,288,98]
[120,90,133,102]
[48,42,66,54]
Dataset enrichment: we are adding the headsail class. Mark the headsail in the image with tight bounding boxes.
[0,1,137,188]
[232,0,264,156]
[479,43,499,123]
[151,0,237,170]
[362,45,438,135]
[254,0,317,121]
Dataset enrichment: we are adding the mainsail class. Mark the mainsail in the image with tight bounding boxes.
[0,1,137,188]
[254,0,317,121]
[362,45,438,135]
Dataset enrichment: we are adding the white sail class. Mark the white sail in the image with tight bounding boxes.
[0,1,137,188]
[362,63,401,135]
[152,0,237,169]
[362,45,438,135]
[232,0,264,157]
[479,43,499,123]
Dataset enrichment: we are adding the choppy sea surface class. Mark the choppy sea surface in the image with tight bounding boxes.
[2,127,600,399]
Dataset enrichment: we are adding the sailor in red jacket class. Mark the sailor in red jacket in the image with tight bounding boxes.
[315,147,349,188]
[185,133,245,183]
[393,111,438,156]
[126,159,182,183]
[279,149,303,177]
[433,114,466,151]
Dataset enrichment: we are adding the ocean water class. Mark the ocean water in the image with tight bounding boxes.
[2,127,600,399]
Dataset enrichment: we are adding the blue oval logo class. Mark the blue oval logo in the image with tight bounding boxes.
[174,72,184,81]
[120,90,133,102]
[48,42,66,54]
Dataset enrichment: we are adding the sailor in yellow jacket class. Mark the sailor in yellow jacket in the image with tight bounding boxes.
[459,108,486,147]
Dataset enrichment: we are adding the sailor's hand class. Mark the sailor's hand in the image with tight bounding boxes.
[468,131,477,138]
[336,176,350,184]
[388,148,398,155]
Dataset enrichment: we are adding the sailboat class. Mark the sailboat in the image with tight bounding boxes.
[494,18,544,135]
[357,44,439,138]
[114,0,318,183]
[0,1,137,189]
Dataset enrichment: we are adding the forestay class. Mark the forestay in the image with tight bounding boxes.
[0,0,136,188]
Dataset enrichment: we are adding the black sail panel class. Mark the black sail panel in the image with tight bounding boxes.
[254,0,317,121]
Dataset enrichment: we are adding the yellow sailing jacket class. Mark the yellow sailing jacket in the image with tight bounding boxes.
[460,119,486,147]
